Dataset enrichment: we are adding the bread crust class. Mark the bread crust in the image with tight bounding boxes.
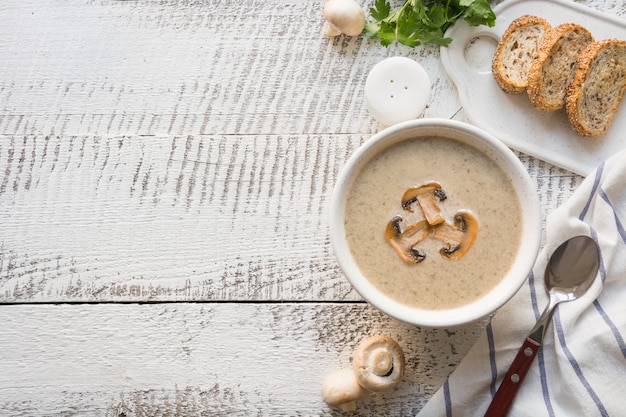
[492,15,551,94]
[566,39,626,137]
[527,23,594,111]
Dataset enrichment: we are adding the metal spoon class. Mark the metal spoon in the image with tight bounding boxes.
[484,235,600,417]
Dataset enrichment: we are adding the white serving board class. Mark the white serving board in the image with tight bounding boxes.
[441,0,626,176]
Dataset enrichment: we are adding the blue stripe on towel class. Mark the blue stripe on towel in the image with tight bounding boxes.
[579,162,604,220]
[529,269,556,415]
[593,193,626,361]
[594,299,626,361]
[550,193,612,416]
[537,347,556,417]
[555,308,609,417]
[599,188,626,246]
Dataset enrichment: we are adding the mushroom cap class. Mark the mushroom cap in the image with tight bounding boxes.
[321,368,368,411]
[322,0,365,37]
[385,217,430,264]
[401,181,445,212]
[434,210,479,261]
[352,335,405,392]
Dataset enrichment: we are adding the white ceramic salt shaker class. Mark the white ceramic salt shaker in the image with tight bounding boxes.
[364,57,431,126]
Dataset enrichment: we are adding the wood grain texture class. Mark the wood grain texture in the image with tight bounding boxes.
[0,134,360,301]
[0,0,620,139]
[0,303,488,416]
[0,0,459,137]
[0,134,582,302]
[0,0,615,414]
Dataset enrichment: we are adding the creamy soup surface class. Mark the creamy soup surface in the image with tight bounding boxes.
[344,137,523,310]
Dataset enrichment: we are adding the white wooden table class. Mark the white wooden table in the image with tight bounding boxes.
[1,0,620,415]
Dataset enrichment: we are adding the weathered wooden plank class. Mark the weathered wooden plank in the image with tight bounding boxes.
[0,0,461,137]
[0,134,359,301]
[0,0,621,139]
[0,302,488,416]
[0,135,582,302]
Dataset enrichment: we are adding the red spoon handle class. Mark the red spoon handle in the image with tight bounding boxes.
[483,337,541,417]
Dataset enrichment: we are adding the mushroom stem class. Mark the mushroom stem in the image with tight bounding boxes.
[433,210,479,261]
[325,23,342,37]
[418,191,446,226]
[385,217,431,264]
[370,348,394,376]
[321,369,369,412]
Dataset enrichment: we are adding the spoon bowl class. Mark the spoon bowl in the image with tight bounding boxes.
[546,235,600,300]
[484,235,600,417]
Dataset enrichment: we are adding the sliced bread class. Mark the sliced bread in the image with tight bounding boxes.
[566,39,626,137]
[492,15,551,94]
[527,23,594,111]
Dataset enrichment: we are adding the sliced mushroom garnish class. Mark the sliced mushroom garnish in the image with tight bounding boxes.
[389,183,478,263]
[402,181,446,212]
[433,210,478,261]
[417,191,446,226]
[385,216,431,264]
[401,181,446,212]
[402,181,447,226]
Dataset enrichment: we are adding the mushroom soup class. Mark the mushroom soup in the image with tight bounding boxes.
[344,136,523,310]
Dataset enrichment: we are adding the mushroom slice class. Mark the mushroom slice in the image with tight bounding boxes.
[401,181,446,212]
[433,210,479,261]
[432,222,465,250]
[385,217,431,264]
[417,191,445,226]
[352,335,405,393]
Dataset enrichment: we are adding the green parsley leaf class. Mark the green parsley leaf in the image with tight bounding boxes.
[463,0,496,27]
[369,0,391,21]
[365,0,496,47]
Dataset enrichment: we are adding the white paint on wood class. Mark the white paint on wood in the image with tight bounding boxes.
[0,135,582,302]
[0,303,487,415]
[0,134,365,301]
[0,0,611,414]
[0,0,462,137]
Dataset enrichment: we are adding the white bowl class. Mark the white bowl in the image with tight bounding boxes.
[330,119,542,327]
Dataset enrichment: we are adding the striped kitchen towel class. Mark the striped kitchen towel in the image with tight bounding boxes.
[417,149,626,417]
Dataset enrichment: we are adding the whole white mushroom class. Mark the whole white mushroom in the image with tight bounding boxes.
[323,0,365,37]
[322,336,406,412]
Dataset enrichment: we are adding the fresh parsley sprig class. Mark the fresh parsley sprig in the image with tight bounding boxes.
[364,0,496,47]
